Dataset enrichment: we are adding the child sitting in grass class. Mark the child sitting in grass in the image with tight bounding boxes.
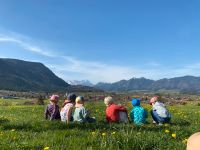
[130,98,148,125]
[104,96,128,123]
[60,93,76,123]
[73,96,96,123]
[45,94,61,121]
[150,96,171,125]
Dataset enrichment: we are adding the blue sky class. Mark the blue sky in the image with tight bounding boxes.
[0,0,200,83]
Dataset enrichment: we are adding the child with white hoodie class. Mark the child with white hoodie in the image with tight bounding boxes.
[150,96,171,125]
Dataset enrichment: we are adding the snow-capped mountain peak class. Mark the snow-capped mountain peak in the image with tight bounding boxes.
[66,80,93,87]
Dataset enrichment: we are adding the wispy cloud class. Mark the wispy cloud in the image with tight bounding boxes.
[146,62,161,67]
[0,34,54,57]
[48,56,161,83]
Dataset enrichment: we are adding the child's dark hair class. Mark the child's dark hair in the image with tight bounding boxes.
[62,93,76,108]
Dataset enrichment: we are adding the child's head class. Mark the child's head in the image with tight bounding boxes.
[104,96,114,106]
[50,94,59,104]
[75,96,84,107]
[187,132,200,150]
[132,98,140,107]
[150,96,158,105]
[66,93,77,103]
[62,93,77,108]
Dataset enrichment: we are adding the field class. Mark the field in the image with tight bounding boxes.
[0,99,199,150]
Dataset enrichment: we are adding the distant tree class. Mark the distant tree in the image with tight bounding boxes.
[36,95,45,105]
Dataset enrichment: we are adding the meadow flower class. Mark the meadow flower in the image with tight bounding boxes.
[91,132,96,135]
[172,133,176,139]
[165,130,170,133]
[164,124,169,127]
[11,129,16,132]
[102,133,106,136]
[111,132,116,135]
[182,138,188,144]
[44,146,49,150]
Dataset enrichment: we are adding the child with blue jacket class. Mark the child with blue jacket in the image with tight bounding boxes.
[130,99,148,125]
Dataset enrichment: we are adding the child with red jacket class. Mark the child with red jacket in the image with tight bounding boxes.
[104,96,128,123]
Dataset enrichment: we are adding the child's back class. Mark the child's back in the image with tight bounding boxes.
[130,106,147,125]
[73,106,88,122]
[153,102,169,118]
[60,103,73,122]
[45,95,61,121]
[73,96,96,123]
[130,99,148,125]
[45,103,61,120]
[106,104,128,123]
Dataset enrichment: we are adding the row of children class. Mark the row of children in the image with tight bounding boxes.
[45,94,96,123]
[104,96,171,125]
[45,94,171,125]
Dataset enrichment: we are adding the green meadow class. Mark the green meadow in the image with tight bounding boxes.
[0,99,199,150]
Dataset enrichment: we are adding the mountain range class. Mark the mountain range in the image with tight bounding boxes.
[1,58,200,93]
[0,58,99,92]
[94,76,200,93]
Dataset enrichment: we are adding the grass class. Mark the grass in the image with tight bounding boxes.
[0,99,199,150]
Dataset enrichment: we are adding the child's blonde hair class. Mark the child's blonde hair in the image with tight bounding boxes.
[104,96,114,106]
[76,96,84,104]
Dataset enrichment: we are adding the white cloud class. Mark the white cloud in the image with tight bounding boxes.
[146,62,161,67]
[48,56,162,83]
[0,35,54,57]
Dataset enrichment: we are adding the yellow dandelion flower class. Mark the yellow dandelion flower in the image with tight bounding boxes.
[165,130,170,133]
[44,146,49,150]
[111,132,116,135]
[11,129,15,132]
[91,132,96,135]
[182,139,188,144]
[172,133,177,138]
[102,133,106,136]
[164,124,169,127]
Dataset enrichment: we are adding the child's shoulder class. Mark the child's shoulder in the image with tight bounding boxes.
[75,106,85,110]
[47,104,53,107]
[134,106,145,112]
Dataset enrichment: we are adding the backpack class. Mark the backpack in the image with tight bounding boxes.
[119,111,128,123]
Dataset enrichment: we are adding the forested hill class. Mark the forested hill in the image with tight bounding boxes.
[0,58,69,92]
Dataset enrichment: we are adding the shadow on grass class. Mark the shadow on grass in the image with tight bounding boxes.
[0,120,174,133]
[171,119,191,127]
[0,118,10,123]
